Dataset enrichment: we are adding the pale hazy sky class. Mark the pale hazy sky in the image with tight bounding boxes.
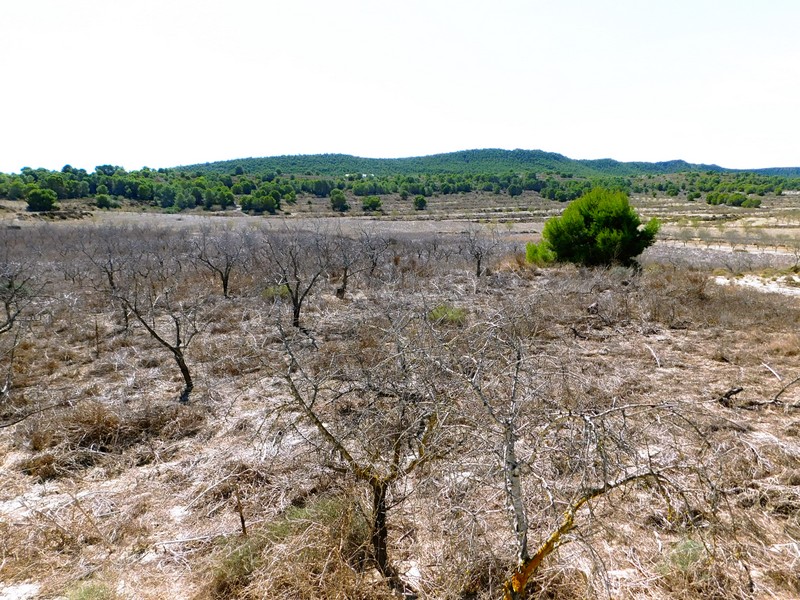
[1,0,798,173]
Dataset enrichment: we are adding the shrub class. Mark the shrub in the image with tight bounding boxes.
[262,284,291,301]
[362,195,382,212]
[26,187,58,212]
[428,304,467,326]
[542,188,659,267]
[240,194,279,214]
[208,495,370,598]
[525,240,555,265]
[413,195,427,210]
[742,197,762,208]
[65,582,117,600]
[95,194,120,209]
[667,538,706,573]
[210,535,266,598]
[19,403,205,479]
[330,189,349,212]
[507,183,523,197]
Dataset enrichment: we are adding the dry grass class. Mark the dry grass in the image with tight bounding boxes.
[1,220,800,599]
[196,492,379,600]
[16,402,205,480]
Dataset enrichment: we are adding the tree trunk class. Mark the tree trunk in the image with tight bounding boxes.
[292,304,301,329]
[174,350,193,404]
[112,301,130,332]
[370,480,417,598]
[335,265,349,299]
[221,272,230,298]
[504,420,529,565]
[371,480,390,576]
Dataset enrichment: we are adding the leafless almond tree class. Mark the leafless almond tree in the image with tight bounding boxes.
[80,224,144,331]
[259,222,330,329]
[460,225,500,279]
[430,305,688,599]
[191,223,251,298]
[115,242,202,404]
[274,307,462,596]
[357,228,393,285]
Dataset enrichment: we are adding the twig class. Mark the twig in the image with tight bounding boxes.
[66,491,111,550]
[772,374,800,405]
[762,362,782,381]
[235,487,248,537]
[0,401,67,429]
[154,535,214,546]
[644,344,661,368]
[186,474,237,509]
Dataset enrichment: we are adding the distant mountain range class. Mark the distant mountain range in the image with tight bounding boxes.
[178,149,800,178]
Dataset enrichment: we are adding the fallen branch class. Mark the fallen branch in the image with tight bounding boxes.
[153,535,215,547]
[762,362,782,381]
[716,387,744,408]
[0,401,68,429]
[721,376,800,411]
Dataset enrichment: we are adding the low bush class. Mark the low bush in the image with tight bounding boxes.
[525,240,555,265]
[65,581,118,600]
[428,304,468,326]
[362,196,382,212]
[261,285,291,301]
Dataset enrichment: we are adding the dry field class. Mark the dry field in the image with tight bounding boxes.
[0,197,799,599]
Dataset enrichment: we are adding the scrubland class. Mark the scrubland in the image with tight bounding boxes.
[0,199,799,599]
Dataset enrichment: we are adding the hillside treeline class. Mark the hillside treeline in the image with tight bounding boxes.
[1,160,797,214]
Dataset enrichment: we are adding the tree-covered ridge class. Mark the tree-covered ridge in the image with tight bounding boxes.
[0,153,798,215]
[176,149,732,178]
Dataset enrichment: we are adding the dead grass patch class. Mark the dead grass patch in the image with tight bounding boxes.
[197,492,375,600]
[656,537,752,599]
[17,402,206,479]
[767,332,800,356]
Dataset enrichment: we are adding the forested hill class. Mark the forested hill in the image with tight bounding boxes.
[177,149,734,177]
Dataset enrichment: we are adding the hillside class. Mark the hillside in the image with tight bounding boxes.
[176,149,733,177]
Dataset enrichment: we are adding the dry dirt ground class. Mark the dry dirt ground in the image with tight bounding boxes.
[0,198,799,599]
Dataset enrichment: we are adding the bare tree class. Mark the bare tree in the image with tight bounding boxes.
[430,305,689,599]
[328,230,363,299]
[0,261,39,336]
[191,223,250,298]
[260,223,330,329]
[677,226,695,247]
[275,308,458,595]
[116,244,202,404]
[357,228,393,285]
[0,263,33,407]
[459,225,499,278]
[0,231,49,423]
[80,224,144,331]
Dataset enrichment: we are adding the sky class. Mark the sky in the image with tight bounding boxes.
[1,0,798,173]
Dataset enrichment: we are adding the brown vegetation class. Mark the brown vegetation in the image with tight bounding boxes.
[0,217,799,599]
